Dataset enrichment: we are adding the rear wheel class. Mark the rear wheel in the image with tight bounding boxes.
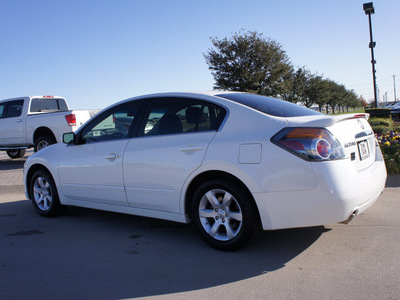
[30,169,63,217]
[6,149,26,159]
[34,135,56,152]
[191,179,256,251]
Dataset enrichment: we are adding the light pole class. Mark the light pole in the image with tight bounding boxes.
[363,2,378,108]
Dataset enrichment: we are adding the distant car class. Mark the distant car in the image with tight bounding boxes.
[390,102,400,117]
[23,92,387,250]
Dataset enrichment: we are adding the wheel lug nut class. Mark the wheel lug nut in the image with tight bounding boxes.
[215,208,218,212]
[221,206,224,210]
[222,219,225,223]
[226,213,229,217]
[215,216,219,220]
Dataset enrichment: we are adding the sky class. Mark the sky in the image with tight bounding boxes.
[0,0,399,109]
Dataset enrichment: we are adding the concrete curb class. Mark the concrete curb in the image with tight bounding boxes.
[386,174,400,188]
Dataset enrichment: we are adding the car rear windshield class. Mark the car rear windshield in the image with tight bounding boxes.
[216,93,321,117]
[30,98,68,113]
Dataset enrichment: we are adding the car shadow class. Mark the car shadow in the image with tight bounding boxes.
[1,199,330,299]
[0,156,27,171]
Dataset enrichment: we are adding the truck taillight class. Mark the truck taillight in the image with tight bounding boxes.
[272,128,346,161]
[65,114,77,126]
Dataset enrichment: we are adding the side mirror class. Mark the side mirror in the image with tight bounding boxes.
[63,132,76,144]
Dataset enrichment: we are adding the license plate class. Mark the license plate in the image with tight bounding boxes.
[358,140,370,161]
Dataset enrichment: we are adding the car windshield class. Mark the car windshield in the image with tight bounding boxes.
[216,93,321,117]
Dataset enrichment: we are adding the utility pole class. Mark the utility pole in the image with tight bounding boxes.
[394,75,397,103]
[363,2,378,108]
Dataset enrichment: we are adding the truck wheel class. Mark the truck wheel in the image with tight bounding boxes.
[191,179,256,251]
[6,149,26,159]
[34,135,56,152]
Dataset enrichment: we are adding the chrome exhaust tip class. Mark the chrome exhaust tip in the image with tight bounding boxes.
[340,209,359,224]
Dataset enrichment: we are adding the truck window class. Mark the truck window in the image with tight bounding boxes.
[1,100,24,118]
[30,98,68,113]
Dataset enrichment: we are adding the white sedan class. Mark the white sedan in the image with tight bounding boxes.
[24,92,387,250]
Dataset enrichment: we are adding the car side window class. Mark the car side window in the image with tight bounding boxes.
[0,103,5,118]
[2,100,24,118]
[143,99,226,136]
[81,102,140,143]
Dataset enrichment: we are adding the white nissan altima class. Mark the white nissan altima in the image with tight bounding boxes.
[24,92,387,250]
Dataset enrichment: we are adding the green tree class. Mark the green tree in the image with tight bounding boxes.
[326,80,347,114]
[204,31,293,97]
[307,76,329,112]
[342,89,359,112]
[292,67,317,108]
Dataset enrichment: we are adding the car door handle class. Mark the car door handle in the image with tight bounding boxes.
[105,153,121,160]
[181,145,203,152]
[16,119,23,123]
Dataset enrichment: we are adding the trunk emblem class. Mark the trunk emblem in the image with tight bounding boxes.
[357,120,365,129]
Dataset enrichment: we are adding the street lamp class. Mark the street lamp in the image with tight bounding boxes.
[363,2,378,108]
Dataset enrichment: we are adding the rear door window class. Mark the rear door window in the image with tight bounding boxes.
[142,98,226,136]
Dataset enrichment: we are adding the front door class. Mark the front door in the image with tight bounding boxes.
[58,102,141,206]
[0,100,25,146]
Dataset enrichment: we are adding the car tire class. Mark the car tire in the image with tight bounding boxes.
[6,149,26,159]
[191,179,256,251]
[34,135,56,152]
[30,169,63,217]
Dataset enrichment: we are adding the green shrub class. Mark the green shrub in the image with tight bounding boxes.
[373,125,393,134]
[365,108,391,118]
[369,118,393,127]
[374,118,400,174]
[369,118,394,134]
[381,145,400,174]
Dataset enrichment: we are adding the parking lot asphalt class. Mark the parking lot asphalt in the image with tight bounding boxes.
[1,151,400,299]
[0,150,30,188]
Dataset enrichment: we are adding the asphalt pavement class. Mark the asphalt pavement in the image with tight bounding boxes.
[1,150,399,300]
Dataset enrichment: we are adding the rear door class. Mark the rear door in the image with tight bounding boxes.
[123,97,226,213]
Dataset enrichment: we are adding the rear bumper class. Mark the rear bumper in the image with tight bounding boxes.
[253,146,387,230]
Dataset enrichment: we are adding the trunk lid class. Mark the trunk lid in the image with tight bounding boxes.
[327,114,376,170]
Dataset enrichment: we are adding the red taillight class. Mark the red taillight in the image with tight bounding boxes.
[278,140,305,151]
[315,139,331,159]
[272,128,345,161]
[65,114,76,126]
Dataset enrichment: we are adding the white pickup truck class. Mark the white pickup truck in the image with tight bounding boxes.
[0,96,99,159]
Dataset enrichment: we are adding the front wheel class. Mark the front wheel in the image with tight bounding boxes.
[6,149,26,159]
[30,169,63,217]
[191,179,257,251]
